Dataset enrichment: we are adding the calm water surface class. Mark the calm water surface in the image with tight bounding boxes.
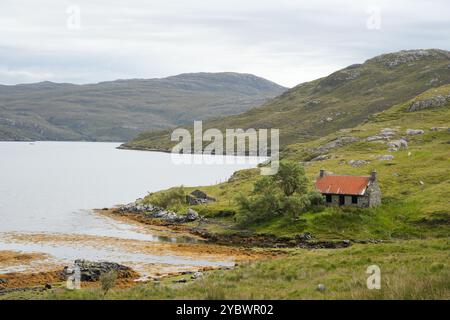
[0,142,262,271]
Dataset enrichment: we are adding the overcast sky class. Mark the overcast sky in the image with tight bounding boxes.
[0,0,449,87]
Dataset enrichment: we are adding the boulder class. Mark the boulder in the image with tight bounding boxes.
[430,127,448,131]
[348,160,368,167]
[316,136,359,153]
[387,139,408,151]
[380,128,397,137]
[185,208,199,221]
[366,135,386,142]
[63,260,136,282]
[406,129,425,135]
[407,94,450,112]
[317,284,326,292]
[378,155,394,161]
[311,155,329,162]
[191,272,203,280]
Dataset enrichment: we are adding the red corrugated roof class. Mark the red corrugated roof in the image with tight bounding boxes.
[315,175,370,195]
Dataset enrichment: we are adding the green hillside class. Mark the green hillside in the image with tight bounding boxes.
[139,84,450,241]
[0,73,285,142]
[122,49,450,151]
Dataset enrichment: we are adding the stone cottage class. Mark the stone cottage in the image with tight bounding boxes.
[315,169,381,208]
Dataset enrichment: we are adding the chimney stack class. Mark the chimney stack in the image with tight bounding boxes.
[320,169,325,178]
[370,170,377,181]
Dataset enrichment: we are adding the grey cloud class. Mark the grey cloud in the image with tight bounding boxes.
[0,0,449,86]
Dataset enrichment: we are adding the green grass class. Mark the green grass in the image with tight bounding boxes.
[7,238,447,300]
[136,85,450,241]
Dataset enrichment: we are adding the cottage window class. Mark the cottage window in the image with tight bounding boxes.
[326,194,332,203]
[352,196,358,204]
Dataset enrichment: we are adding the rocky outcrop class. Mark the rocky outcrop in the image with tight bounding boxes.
[366,135,386,142]
[372,49,433,67]
[118,201,156,214]
[306,99,321,107]
[320,65,362,86]
[407,94,450,112]
[406,129,425,135]
[348,160,369,167]
[430,127,449,131]
[366,128,398,142]
[311,155,329,162]
[379,128,398,137]
[63,260,137,282]
[387,139,408,152]
[315,136,359,153]
[378,155,394,161]
[185,208,199,221]
[117,201,201,223]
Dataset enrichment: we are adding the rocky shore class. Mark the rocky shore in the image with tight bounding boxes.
[109,202,353,249]
[116,200,200,223]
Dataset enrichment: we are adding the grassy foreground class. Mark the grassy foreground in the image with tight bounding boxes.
[4,238,445,300]
[2,239,444,299]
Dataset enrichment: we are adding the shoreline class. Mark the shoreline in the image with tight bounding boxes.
[0,209,280,294]
[99,208,353,249]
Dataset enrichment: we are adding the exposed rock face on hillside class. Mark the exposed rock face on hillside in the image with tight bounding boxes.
[320,64,362,86]
[316,136,359,153]
[408,94,450,112]
[370,49,448,67]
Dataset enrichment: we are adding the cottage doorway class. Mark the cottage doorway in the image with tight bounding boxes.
[339,195,345,205]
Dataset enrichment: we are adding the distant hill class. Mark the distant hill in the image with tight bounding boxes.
[0,73,286,141]
[122,49,450,151]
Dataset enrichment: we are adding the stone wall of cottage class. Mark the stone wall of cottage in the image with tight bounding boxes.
[325,189,380,208]
[367,181,382,207]
[357,195,370,207]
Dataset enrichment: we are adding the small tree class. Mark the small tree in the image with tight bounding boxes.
[100,270,117,299]
[236,161,323,224]
[235,191,280,226]
[281,194,310,220]
[274,161,308,196]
